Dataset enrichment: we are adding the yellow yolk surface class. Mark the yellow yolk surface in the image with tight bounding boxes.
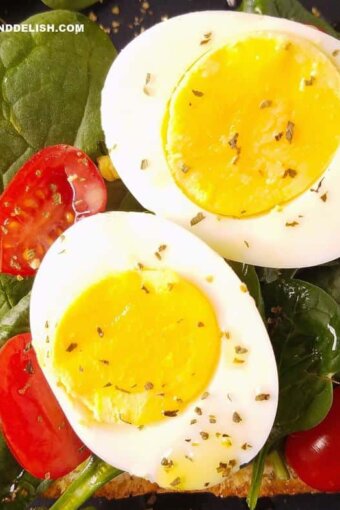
[163,34,340,217]
[52,268,220,426]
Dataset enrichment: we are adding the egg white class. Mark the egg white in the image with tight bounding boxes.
[30,212,278,490]
[101,11,340,269]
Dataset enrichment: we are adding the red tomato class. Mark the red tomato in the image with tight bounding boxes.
[285,387,340,492]
[0,145,107,276]
[0,333,90,479]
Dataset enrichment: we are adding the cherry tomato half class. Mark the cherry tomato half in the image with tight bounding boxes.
[285,387,340,492]
[0,145,107,276]
[0,333,90,479]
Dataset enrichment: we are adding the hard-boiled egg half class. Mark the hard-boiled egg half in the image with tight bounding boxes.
[30,212,278,490]
[102,11,340,269]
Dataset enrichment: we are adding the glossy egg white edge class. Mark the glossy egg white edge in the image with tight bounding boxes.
[101,11,340,269]
[30,212,278,490]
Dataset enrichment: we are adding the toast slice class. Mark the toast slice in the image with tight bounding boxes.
[44,460,313,500]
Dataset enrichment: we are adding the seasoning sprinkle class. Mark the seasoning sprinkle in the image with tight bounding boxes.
[185,454,194,462]
[275,132,283,141]
[161,457,173,468]
[333,49,340,57]
[144,381,154,391]
[240,284,248,293]
[260,99,272,109]
[232,412,242,423]
[228,133,239,150]
[244,240,250,248]
[192,89,204,97]
[24,360,34,375]
[235,345,248,355]
[194,406,202,416]
[285,121,295,143]
[320,192,328,202]
[170,477,181,487]
[18,382,31,395]
[119,413,132,425]
[145,72,151,85]
[304,76,316,86]
[197,322,205,328]
[255,393,270,401]
[181,163,190,174]
[200,431,209,440]
[155,251,161,260]
[209,416,217,424]
[97,326,104,337]
[66,343,78,353]
[201,391,209,400]
[242,442,252,450]
[285,221,299,227]
[141,285,150,294]
[159,244,167,252]
[115,385,131,394]
[163,410,179,417]
[311,177,324,193]
[99,360,110,365]
[190,419,197,425]
[137,262,144,270]
[190,212,205,226]
[45,320,49,329]
[104,382,112,388]
[233,358,245,364]
[140,159,149,170]
[283,168,297,179]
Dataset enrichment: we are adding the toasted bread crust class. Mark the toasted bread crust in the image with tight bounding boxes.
[45,461,314,500]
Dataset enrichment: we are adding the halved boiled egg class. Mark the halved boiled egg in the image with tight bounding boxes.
[30,212,278,490]
[101,11,340,268]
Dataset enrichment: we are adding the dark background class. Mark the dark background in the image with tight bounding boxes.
[1,0,340,509]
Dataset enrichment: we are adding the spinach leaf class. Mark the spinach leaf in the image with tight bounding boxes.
[0,274,32,348]
[239,0,339,38]
[263,278,340,442]
[0,11,116,190]
[299,265,340,305]
[0,435,22,499]
[256,267,297,284]
[228,261,264,317]
[106,180,145,213]
[42,0,99,9]
[1,469,50,509]
[0,275,32,316]
[0,293,31,349]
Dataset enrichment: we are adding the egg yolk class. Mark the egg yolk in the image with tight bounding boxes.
[163,34,340,217]
[52,268,220,426]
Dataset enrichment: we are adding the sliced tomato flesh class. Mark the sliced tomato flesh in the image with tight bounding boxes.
[0,333,90,479]
[0,145,107,276]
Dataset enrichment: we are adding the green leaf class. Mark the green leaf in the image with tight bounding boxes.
[0,275,32,316]
[106,180,145,213]
[0,274,32,348]
[0,470,50,509]
[239,0,339,38]
[256,267,297,284]
[0,435,22,498]
[42,0,99,9]
[50,456,122,510]
[0,293,31,349]
[228,261,265,318]
[0,10,116,190]
[263,278,340,442]
[299,265,340,305]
